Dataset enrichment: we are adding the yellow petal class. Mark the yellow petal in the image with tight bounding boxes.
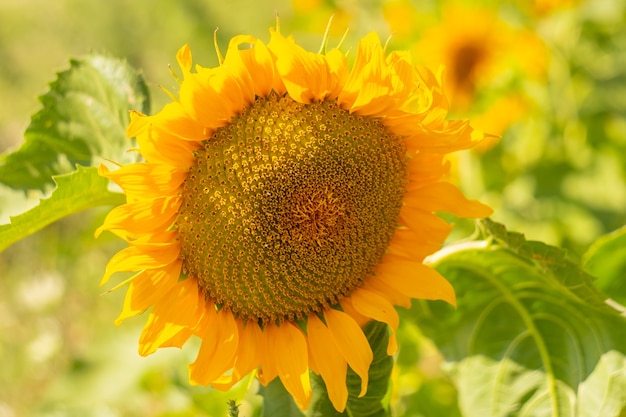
[138,313,187,356]
[151,278,202,328]
[100,242,180,285]
[150,102,208,142]
[338,32,401,116]
[136,125,200,169]
[339,297,370,328]
[211,320,263,390]
[265,322,312,410]
[374,254,456,306]
[324,308,373,397]
[307,314,348,412]
[404,182,492,218]
[350,288,399,355]
[222,35,259,104]
[405,152,449,187]
[115,259,181,325]
[398,206,453,245]
[324,49,349,98]
[231,321,263,380]
[268,29,347,103]
[176,44,193,73]
[385,65,449,133]
[239,38,286,96]
[188,305,239,385]
[362,277,411,309]
[403,120,482,152]
[98,163,187,200]
[95,196,181,239]
[387,228,442,262]
[386,50,413,105]
[160,327,194,349]
[126,106,203,168]
[257,324,278,386]
[179,65,247,130]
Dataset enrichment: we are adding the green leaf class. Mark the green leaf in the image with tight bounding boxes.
[393,318,463,417]
[479,218,617,316]
[0,165,125,252]
[259,321,393,417]
[583,226,626,306]
[0,53,150,191]
[414,221,626,417]
[259,378,306,417]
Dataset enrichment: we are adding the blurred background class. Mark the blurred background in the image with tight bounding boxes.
[0,0,624,415]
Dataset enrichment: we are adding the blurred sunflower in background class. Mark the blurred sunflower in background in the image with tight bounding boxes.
[415,5,545,111]
[96,26,491,411]
[527,0,582,16]
[385,1,547,139]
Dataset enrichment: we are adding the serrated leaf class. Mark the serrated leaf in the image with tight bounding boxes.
[0,166,125,252]
[259,321,393,417]
[480,218,616,316]
[0,53,149,191]
[583,226,626,306]
[414,225,626,417]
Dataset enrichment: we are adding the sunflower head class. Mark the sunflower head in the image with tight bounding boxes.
[97,26,491,412]
[414,5,547,111]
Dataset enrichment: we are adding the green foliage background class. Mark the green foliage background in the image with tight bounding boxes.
[0,0,624,416]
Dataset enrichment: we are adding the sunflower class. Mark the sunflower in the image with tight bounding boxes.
[413,5,546,113]
[96,26,491,411]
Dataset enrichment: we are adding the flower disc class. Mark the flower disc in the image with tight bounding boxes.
[176,94,407,323]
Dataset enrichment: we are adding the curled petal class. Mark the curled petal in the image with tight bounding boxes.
[180,69,242,129]
[222,35,258,100]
